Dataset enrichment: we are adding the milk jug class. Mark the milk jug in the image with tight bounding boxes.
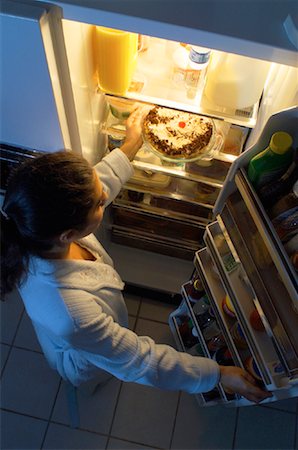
[204,51,271,110]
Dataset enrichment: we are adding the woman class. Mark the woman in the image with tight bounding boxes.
[1,108,272,403]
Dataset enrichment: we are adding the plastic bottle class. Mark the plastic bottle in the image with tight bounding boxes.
[188,277,205,302]
[270,180,298,242]
[247,132,293,189]
[204,52,270,110]
[269,180,298,220]
[258,158,298,209]
[185,46,211,99]
[172,44,190,87]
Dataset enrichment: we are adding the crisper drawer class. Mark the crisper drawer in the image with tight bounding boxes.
[115,189,213,224]
[111,205,205,260]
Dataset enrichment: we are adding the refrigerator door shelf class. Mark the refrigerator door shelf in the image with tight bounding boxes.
[220,191,298,377]
[181,285,236,404]
[235,169,298,299]
[194,248,246,370]
[169,298,231,406]
[205,221,287,389]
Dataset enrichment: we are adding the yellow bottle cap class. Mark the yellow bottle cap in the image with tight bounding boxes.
[225,295,235,312]
[270,132,293,154]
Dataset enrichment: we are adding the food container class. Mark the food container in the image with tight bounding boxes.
[143,115,220,164]
[128,169,171,189]
[106,95,137,120]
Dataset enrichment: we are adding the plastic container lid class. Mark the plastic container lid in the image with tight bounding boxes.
[270,132,293,154]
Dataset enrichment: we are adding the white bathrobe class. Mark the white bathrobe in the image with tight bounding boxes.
[18,149,220,393]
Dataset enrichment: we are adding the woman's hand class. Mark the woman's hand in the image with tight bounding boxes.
[219,365,273,403]
[120,105,151,161]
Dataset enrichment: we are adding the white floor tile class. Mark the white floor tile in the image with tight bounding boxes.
[1,347,60,419]
[235,405,296,449]
[14,310,42,352]
[42,422,107,449]
[111,382,179,449]
[0,290,24,344]
[139,298,176,323]
[1,343,10,372]
[171,392,236,449]
[135,318,176,347]
[1,410,47,450]
[52,378,122,434]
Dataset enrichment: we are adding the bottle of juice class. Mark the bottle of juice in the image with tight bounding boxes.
[247,131,293,190]
[95,26,138,96]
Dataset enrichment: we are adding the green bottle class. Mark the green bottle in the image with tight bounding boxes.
[247,131,293,190]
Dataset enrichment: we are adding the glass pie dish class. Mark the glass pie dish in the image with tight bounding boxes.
[142,113,222,164]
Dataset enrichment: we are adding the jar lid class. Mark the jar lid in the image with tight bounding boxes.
[189,46,211,65]
[270,131,293,154]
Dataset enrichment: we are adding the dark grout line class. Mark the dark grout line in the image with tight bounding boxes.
[258,403,298,415]
[49,418,111,438]
[105,381,124,449]
[40,378,63,449]
[231,406,239,449]
[169,390,181,449]
[0,307,26,378]
[107,435,163,449]
[9,344,43,354]
[0,407,49,423]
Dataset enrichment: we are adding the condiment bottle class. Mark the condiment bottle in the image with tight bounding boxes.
[247,132,293,190]
[270,180,298,242]
[188,277,205,302]
[185,46,211,99]
[258,158,298,209]
[269,180,298,220]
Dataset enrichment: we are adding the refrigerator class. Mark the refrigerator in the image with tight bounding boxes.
[1,0,297,406]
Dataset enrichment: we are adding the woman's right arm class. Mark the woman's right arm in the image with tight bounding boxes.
[65,290,272,401]
[93,107,147,205]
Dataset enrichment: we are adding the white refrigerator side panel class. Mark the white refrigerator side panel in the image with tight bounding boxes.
[0,2,64,151]
[0,1,81,153]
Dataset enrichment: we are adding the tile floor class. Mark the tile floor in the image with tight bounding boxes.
[1,288,297,450]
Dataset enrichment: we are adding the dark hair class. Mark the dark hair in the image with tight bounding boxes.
[1,150,95,297]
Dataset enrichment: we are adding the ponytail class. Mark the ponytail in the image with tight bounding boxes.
[1,150,95,298]
[1,212,29,298]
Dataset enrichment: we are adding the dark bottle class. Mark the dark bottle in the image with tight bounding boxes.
[188,277,205,302]
[258,159,298,209]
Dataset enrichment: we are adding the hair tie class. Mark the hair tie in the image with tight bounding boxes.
[0,207,10,221]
